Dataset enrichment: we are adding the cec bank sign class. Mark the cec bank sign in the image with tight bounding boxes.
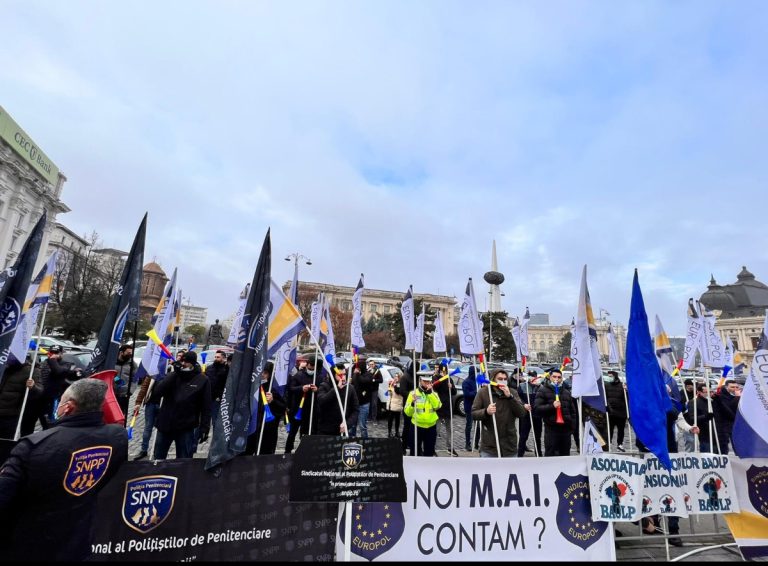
[0,105,59,185]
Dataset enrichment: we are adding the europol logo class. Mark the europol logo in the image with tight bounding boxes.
[339,502,405,561]
[342,442,363,469]
[746,465,768,518]
[122,475,178,533]
[63,446,113,496]
[555,473,608,550]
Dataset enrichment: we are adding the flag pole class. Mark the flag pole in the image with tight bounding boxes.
[123,320,139,428]
[446,354,455,457]
[703,366,721,454]
[577,397,584,455]
[308,344,321,436]
[602,385,612,453]
[487,379,502,458]
[523,377,539,458]
[412,347,417,455]
[14,303,49,441]
[307,332,348,434]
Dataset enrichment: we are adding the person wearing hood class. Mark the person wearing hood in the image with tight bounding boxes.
[152,350,211,459]
[471,369,528,457]
[462,364,481,451]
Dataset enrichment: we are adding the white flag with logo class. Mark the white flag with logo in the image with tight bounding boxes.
[413,305,425,354]
[401,286,415,350]
[583,420,605,455]
[433,309,447,353]
[310,292,323,343]
[700,302,725,368]
[227,283,250,345]
[682,299,704,370]
[511,317,521,362]
[458,278,483,355]
[351,275,365,348]
[571,265,602,399]
[520,308,530,357]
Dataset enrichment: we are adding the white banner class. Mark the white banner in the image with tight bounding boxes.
[433,310,447,354]
[588,453,740,523]
[336,456,615,561]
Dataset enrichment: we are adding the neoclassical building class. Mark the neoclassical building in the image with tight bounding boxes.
[288,281,458,337]
[701,266,768,366]
[0,105,69,271]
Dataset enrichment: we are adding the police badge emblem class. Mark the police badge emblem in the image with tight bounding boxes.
[63,446,113,496]
[342,442,363,469]
[746,465,768,518]
[122,475,178,533]
[555,473,608,550]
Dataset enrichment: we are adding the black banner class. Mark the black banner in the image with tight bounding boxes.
[90,455,337,561]
[290,436,406,503]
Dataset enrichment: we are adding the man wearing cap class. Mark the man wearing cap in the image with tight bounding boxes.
[152,350,211,459]
[472,369,528,457]
[404,372,442,456]
[40,345,83,424]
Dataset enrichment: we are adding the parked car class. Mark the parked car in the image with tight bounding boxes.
[387,355,412,369]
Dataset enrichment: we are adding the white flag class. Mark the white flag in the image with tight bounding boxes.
[413,306,425,354]
[606,323,620,365]
[700,302,725,368]
[571,265,602,399]
[511,317,521,362]
[10,251,58,362]
[519,308,530,357]
[583,420,605,455]
[458,278,483,355]
[323,298,336,358]
[351,275,365,348]
[433,310,447,354]
[138,268,178,378]
[401,286,415,350]
[654,315,676,375]
[227,283,250,345]
[681,299,704,370]
[724,337,735,370]
[310,292,323,343]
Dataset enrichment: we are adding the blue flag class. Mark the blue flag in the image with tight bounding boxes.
[0,212,46,384]
[205,229,271,470]
[625,270,671,470]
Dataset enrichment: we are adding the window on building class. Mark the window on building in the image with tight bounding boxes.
[370,304,378,313]
[383,304,392,314]
[539,340,545,350]
[751,336,760,350]
[10,236,17,251]
[15,214,25,229]
[730,337,739,351]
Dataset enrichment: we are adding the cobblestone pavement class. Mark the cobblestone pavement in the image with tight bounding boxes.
[122,392,748,562]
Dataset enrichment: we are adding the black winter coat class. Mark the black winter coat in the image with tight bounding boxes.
[40,356,79,400]
[153,366,212,434]
[287,369,316,414]
[0,412,127,561]
[205,362,229,402]
[534,381,576,429]
[713,390,739,431]
[0,362,42,418]
[685,397,715,444]
[316,377,359,435]
[352,369,382,407]
[605,379,628,418]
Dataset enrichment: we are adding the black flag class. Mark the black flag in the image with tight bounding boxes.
[206,229,271,470]
[86,214,146,374]
[0,212,46,384]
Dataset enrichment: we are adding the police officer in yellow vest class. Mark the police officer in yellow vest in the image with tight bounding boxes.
[404,372,442,456]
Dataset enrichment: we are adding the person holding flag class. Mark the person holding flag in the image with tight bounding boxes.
[516,370,543,457]
[316,362,359,436]
[350,357,381,439]
[471,369,527,458]
[244,362,286,455]
[534,369,576,456]
[432,360,457,456]
[605,370,629,452]
[284,358,317,454]
[712,379,740,454]
[0,357,43,438]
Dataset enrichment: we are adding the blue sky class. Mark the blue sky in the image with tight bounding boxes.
[2,1,766,335]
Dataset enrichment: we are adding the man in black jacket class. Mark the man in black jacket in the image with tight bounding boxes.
[284,358,317,454]
[534,369,576,456]
[152,350,211,459]
[316,364,359,436]
[713,380,740,454]
[0,359,43,439]
[205,350,229,410]
[685,384,715,452]
[244,362,286,455]
[40,345,82,422]
[517,370,543,457]
[605,370,629,452]
[0,378,128,561]
[350,358,382,439]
